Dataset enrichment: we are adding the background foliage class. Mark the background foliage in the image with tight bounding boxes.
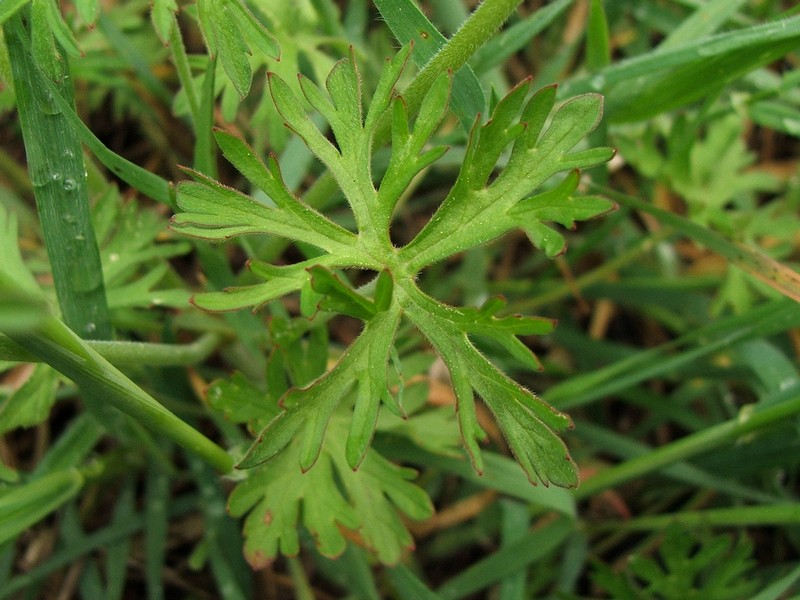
[1,0,800,598]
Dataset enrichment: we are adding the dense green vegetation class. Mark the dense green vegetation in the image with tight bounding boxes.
[1,0,800,597]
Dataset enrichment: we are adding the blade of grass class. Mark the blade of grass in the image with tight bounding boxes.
[320,546,381,600]
[562,15,800,121]
[585,0,610,72]
[575,420,781,504]
[386,564,443,600]
[595,503,800,531]
[145,457,169,600]
[545,298,800,410]
[0,494,197,599]
[287,558,317,600]
[435,516,572,600]
[658,0,749,50]
[14,29,174,206]
[574,386,800,500]
[379,438,575,517]
[105,479,135,600]
[498,500,529,600]
[31,413,105,475]
[187,453,252,600]
[59,502,105,598]
[752,564,800,600]
[598,186,800,302]
[0,468,84,545]
[5,12,111,339]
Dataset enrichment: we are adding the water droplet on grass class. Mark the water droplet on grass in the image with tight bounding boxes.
[63,178,76,191]
[42,91,61,115]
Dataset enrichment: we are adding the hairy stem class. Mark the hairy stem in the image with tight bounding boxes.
[403,0,524,115]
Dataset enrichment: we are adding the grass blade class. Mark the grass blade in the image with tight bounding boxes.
[436,517,572,600]
[5,12,111,339]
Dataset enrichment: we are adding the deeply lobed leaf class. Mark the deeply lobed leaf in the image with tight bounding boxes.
[229,413,432,567]
[175,45,614,529]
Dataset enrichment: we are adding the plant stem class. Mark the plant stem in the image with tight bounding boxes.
[5,13,111,340]
[2,276,232,473]
[593,504,800,531]
[0,333,222,366]
[403,0,524,115]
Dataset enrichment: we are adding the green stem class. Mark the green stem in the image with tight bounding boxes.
[2,278,232,473]
[5,13,111,339]
[575,390,800,500]
[593,504,800,531]
[169,14,200,128]
[0,333,221,366]
[403,0,524,115]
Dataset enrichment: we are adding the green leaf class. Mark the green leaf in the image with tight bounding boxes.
[511,171,616,257]
[212,129,356,248]
[150,0,178,44]
[364,43,412,131]
[75,0,100,26]
[307,265,378,320]
[378,72,450,226]
[225,0,279,60]
[561,15,800,122]
[196,0,279,98]
[229,413,432,567]
[0,0,28,27]
[193,258,321,313]
[400,283,577,486]
[373,0,484,131]
[207,372,280,433]
[0,468,84,545]
[586,0,610,71]
[215,2,252,98]
[0,364,59,435]
[179,47,610,506]
[400,86,612,271]
[173,169,359,255]
[238,309,402,471]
